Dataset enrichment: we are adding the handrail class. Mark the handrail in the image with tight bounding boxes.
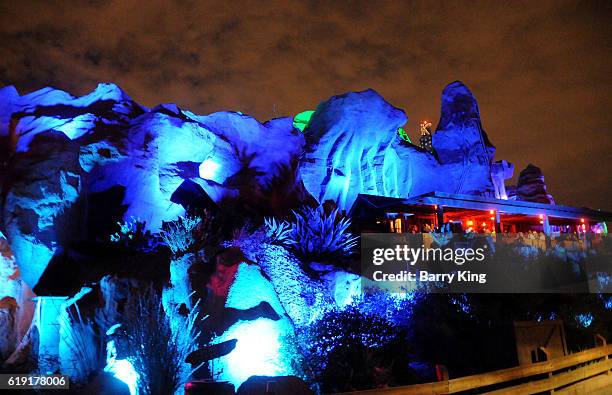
[336,344,612,395]
[448,344,612,392]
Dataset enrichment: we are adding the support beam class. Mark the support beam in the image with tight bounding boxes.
[495,210,502,234]
[543,214,550,235]
[542,214,552,249]
[436,205,444,230]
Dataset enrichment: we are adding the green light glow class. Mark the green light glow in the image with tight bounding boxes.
[292,110,315,132]
[398,127,412,143]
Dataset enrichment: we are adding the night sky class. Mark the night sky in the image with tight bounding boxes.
[1,0,610,210]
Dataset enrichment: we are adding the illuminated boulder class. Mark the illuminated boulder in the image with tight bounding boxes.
[196,112,304,187]
[299,89,408,209]
[85,108,304,230]
[0,83,145,152]
[391,141,457,197]
[86,109,237,229]
[299,83,507,209]
[0,84,304,289]
[209,262,295,390]
[516,164,555,204]
[432,81,497,197]
[0,84,144,288]
[2,132,85,288]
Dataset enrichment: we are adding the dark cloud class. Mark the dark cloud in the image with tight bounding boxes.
[0,0,610,209]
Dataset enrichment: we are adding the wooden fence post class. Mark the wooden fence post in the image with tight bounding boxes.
[595,334,610,376]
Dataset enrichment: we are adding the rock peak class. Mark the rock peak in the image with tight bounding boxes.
[437,81,481,130]
[89,82,135,104]
[516,163,555,204]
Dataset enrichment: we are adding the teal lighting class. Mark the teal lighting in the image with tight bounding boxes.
[211,263,295,389]
[104,339,139,395]
[33,296,68,374]
[211,318,292,389]
[198,158,220,180]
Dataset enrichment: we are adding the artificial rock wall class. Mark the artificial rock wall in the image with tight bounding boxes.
[0,81,514,290]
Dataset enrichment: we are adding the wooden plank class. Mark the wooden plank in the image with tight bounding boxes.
[556,373,612,394]
[335,345,612,395]
[483,359,612,395]
[446,344,612,393]
[335,381,448,395]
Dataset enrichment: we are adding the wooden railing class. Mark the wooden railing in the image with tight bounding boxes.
[338,343,612,394]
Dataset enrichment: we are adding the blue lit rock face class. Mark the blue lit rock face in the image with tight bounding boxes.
[2,132,85,288]
[212,262,295,389]
[433,82,494,163]
[0,232,35,366]
[0,83,144,151]
[0,83,304,289]
[299,89,408,209]
[0,81,515,289]
[299,82,507,210]
[432,81,497,197]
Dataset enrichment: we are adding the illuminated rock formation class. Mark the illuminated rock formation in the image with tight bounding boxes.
[432,81,498,197]
[298,89,408,209]
[0,84,303,288]
[0,81,513,289]
[516,164,555,204]
[0,232,35,365]
[299,82,509,209]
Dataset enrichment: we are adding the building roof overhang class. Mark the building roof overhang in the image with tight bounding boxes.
[351,192,612,222]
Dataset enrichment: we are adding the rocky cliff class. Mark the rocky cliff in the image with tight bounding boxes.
[1,81,511,289]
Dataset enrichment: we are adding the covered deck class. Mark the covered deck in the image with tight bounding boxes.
[349,192,611,238]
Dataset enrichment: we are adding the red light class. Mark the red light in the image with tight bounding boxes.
[538,214,543,219]
[580,218,585,223]
[489,210,494,215]
[490,217,495,221]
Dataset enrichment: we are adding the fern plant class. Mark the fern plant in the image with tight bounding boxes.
[288,205,358,261]
[264,217,293,245]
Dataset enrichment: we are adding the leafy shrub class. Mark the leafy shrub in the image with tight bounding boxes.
[293,306,412,393]
[120,287,202,395]
[351,290,415,327]
[59,305,105,384]
[109,217,155,252]
[161,215,202,255]
[264,217,293,245]
[287,205,358,261]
